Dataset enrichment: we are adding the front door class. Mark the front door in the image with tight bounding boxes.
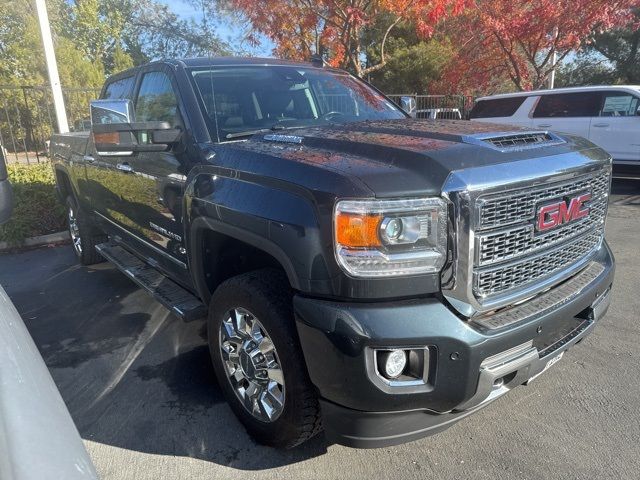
[589,91,640,163]
[119,68,190,277]
[85,75,137,227]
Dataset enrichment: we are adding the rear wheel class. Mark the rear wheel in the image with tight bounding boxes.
[65,196,106,265]
[208,269,321,448]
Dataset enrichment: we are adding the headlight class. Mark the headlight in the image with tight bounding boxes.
[334,198,448,277]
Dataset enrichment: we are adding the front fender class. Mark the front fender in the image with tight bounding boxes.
[185,166,336,298]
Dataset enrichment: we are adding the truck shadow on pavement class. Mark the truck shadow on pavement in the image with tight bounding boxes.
[0,246,327,471]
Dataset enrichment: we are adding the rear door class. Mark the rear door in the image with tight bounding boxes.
[589,90,640,163]
[531,91,602,138]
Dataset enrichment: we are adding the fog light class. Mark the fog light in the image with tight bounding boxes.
[379,349,407,379]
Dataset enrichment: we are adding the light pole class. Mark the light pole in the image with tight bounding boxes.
[35,0,69,133]
[548,26,559,90]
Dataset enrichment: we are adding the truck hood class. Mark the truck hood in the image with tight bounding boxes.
[231,119,600,196]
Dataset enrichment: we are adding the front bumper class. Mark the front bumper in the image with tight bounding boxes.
[293,242,614,448]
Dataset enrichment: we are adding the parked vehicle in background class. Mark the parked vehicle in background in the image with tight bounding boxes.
[415,108,462,120]
[398,95,417,117]
[470,86,640,172]
[0,147,98,480]
[51,57,614,449]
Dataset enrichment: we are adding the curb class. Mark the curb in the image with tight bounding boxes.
[0,230,70,251]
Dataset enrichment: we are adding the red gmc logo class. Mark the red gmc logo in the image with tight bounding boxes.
[536,193,592,232]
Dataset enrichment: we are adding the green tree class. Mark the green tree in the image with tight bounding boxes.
[55,37,105,88]
[0,0,47,85]
[367,40,454,94]
[363,17,454,94]
[588,9,640,84]
[554,53,617,87]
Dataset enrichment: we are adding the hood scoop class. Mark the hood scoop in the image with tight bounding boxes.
[462,131,566,152]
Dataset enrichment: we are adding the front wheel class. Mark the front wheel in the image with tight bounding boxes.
[208,269,321,448]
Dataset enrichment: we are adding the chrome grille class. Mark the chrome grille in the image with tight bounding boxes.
[473,167,611,298]
[473,261,605,330]
[478,169,610,230]
[476,170,610,266]
[475,229,603,297]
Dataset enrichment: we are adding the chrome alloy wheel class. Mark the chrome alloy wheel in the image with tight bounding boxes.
[68,205,82,254]
[219,307,285,422]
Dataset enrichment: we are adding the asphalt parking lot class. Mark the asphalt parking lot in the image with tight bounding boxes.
[0,179,639,480]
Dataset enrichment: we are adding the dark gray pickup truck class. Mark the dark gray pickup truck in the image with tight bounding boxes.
[51,57,615,449]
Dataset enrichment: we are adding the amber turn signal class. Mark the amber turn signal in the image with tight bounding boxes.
[93,131,120,144]
[335,212,382,248]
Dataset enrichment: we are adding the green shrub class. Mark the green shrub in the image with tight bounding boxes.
[0,162,66,246]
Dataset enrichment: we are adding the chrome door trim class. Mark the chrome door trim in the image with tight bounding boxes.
[95,211,187,269]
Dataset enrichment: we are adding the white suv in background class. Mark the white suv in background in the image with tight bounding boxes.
[470,86,640,167]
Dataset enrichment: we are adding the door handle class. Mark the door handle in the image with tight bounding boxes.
[537,124,552,128]
[592,123,609,128]
[83,155,95,163]
[116,162,134,173]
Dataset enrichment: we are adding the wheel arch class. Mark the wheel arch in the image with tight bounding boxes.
[189,216,301,305]
[53,164,74,202]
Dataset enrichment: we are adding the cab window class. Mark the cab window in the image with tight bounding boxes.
[102,76,135,100]
[135,71,182,127]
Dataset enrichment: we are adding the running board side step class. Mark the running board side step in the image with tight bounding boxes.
[95,243,207,322]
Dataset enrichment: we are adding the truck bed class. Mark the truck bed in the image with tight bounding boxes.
[50,132,90,160]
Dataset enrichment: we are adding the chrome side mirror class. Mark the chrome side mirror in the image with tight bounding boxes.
[90,99,134,126]
[89,99,181,156]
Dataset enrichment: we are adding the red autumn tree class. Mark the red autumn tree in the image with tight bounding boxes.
[228,0,470,77]
[437,0,640,94]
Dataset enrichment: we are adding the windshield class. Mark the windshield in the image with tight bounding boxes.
[189,66,406,141]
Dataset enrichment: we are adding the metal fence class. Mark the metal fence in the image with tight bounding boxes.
[0,85,100,164]
[387,94,475,119]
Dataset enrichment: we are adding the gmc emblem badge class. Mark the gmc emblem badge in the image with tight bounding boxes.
[536,193,591,232]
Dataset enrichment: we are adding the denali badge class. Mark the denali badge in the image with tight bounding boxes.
[536,193,591,232]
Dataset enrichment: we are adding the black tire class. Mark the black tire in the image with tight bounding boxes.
[65,196,107,265]
[208,268,322,448]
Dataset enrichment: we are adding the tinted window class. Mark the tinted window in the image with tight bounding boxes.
[103,76,134,99]
[600,92,640,117]
[135,71,181,126]
[469,97,526,118]
[190,66,404,141]
[533,92,602,118]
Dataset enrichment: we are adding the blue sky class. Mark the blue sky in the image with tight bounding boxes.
[161,0,275,56]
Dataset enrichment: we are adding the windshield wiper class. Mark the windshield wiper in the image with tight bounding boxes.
[225,124,290,140]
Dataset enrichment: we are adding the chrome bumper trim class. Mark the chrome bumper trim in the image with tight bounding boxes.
[472,260,605,330]
[456,287,611,412]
